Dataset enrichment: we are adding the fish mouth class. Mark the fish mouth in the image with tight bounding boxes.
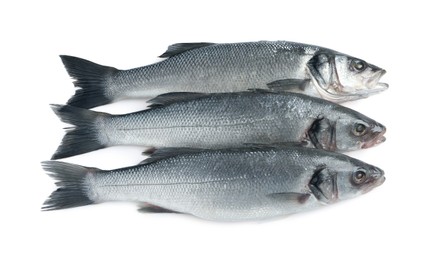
[361,125,387,149]
[378,176,386,186]
[361,136,386,149]
[366,69,388,91]
[313,69,388,102]
[313,82,388,103]
[363,176,386,193]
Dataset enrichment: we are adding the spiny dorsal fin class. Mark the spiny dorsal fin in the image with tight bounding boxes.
[139,147,208,164]
[147,92,210,108]
[159,42,216,58]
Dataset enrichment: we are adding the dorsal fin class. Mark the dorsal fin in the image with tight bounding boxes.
[159,42,216,58]
[139,147,208,164]
[147,92,209,108]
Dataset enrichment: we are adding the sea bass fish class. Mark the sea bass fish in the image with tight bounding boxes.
[51,91,386,159]
[42,146,385,221]
[61,41,388,108]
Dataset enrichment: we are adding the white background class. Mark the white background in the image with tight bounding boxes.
[1,1,439,259]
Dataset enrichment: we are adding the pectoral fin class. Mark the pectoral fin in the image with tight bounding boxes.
[267,192,311,204]
[267,79,310,91]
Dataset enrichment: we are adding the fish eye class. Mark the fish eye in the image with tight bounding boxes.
[353,123,367,136]
[352,170,367,184]
[351,59,367,72]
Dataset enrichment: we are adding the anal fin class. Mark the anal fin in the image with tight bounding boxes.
[138,203,181,214]
[139,147,207,165]
[148,92,209,108]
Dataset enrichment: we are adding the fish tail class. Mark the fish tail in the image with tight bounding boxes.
[41,161,98,211]
[60,55,117,108]
[51,104,109,159]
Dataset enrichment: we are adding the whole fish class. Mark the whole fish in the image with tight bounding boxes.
[50,91,386,159]
[61,41,388,108]
[42,146,385,221]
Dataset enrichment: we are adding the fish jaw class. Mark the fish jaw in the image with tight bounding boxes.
[364,69,389,91]
[312,79,389,103]
[361,125,387,149]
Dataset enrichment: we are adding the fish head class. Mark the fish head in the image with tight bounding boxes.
[306,109,386,152]
[309,160,385,204]
[307,52,388,102]
[330,108,386,152]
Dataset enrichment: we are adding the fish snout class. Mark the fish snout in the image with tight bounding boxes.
[361,167,385,193]
[368,61,385,75]
[371,167,386,187]
[366,68,388,92]
[371,167,385,180]
[361,123,386,149]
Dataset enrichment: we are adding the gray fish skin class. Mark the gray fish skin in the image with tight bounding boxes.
[50,91,386,159]
[60,41,388,108]
[42,146,385,221]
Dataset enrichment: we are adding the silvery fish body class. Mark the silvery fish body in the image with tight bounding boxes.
[51,91,386,159]
[42,146,385,221]
[60,41,388,108]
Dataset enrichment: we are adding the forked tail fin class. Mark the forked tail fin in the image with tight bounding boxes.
[51,104,109,159]
[41,161,99,211]
[60,55,117,108]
